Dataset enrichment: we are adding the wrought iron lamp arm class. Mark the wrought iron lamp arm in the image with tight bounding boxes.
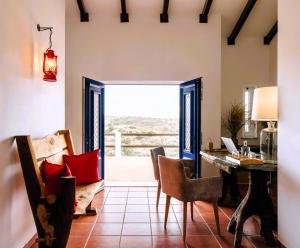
[37,24,53,50]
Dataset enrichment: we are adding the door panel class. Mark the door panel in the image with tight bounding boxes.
[84,77,105,179]
[179,78,202,177]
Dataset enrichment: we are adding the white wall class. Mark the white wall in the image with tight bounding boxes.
[66,1,222,154]
[221,36,277,143]
[0,0,65,247]
[278,0,300,246]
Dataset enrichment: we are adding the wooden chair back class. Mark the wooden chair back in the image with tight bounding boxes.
[16,130,76,247]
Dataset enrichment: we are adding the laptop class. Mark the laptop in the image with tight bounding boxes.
[221,137,239,153]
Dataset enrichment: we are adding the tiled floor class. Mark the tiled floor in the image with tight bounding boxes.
[49,187,278,247]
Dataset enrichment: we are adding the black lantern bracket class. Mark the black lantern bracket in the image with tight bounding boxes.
[37,24,54,50]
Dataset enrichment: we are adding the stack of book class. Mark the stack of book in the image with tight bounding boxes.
[225,155,263,165]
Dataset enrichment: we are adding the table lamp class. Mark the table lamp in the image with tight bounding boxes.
[251,86,278,164]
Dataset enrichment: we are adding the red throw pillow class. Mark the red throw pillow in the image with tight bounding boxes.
[63,149,100,185]
[42,160,72,196]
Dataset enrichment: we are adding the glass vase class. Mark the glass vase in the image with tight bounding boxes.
[260,121,277,164]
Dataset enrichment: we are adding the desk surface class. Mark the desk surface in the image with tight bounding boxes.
[200,150,277,173]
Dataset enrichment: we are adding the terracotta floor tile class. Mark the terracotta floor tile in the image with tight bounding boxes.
[69,223,93,236]
[149,204,171,213]
[207,223,233,236]
[92,223,123,236]
[148,187,158,192]
[122,223,151,235]
[200,210,230,224]
[220,206,235,218]
[66,186,265,247]
[174,212,204,223]
[120,236,152,248]
[172,203,192,213]
[66,235,88,248]
[86,235,120,248]
[102,204,126,213]
[110,187,129,192]
[152,236,186,248]
[97,213,124,223]
[72,214,98,223]
[150,212,177,223]
[105,197,127,205]
[171,198,182,205]
[148,191,166,198]
[149,197,165,205]
[127,197,149,204]
[93,193,106,201]
[108,191,128,198]
[92,199,105,208]
[178,222,211,236]
[216,235,255,248]
[186,235,220,248]
[126,204,149,213]
[152,223,182,236]
[128,191,148,197]
[124,213,151,223]
[129,187,148,192]
[195,201,215,212]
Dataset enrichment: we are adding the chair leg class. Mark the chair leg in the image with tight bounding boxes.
[156,180,161,208]
[183,201,187,242]
[190,202,194,221]
[164,195,171,229]
[212,200,221,235]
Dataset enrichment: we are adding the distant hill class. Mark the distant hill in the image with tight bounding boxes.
[105,116,179,156]
[105,116,179,134]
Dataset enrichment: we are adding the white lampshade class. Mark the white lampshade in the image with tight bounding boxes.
[251,86,278,121]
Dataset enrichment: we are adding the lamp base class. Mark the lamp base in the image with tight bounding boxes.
[260,122,277,164]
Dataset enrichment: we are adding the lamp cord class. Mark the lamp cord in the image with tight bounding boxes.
[48,28,53,50]
[37,25,53,50]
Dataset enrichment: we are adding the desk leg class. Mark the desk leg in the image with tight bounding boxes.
[227,171,276,248]
[218,170,240,206]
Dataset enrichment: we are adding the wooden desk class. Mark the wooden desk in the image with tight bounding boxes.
[200,150,277,248]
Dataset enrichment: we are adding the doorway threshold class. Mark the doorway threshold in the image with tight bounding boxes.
[105,180,157,187]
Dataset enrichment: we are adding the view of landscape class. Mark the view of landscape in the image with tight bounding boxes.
[104,84,179,182]
[105,116,179,157]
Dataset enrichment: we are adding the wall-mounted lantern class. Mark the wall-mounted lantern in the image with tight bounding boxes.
[37,24,57,82]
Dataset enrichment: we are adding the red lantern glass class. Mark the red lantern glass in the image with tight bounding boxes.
[43,49,57,82]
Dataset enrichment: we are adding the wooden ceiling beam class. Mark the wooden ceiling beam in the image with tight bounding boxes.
[227,0,257,45]
[160,0,169,23]
[199,0,213,23]
[264,22,277,45]
[120,0,129,23]
[76,0,89,22]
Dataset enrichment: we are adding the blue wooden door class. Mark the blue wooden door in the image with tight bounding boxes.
[84,77,105,179]
[179,78,202,178]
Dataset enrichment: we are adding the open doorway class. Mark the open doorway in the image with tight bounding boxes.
[105,84,179,184]
[83,78,202,186]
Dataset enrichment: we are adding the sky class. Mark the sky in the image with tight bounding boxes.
[105,85,179,118]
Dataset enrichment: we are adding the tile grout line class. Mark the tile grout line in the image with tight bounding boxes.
[146,188,154,248]
[119,187,129,248]
[83,186,110,248]
[171,200,188,248]
[193,202,223,248]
